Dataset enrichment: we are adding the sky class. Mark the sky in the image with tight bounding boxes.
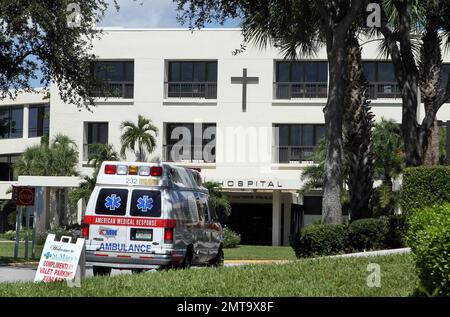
[99,0,240,28]
[29,0,240,87]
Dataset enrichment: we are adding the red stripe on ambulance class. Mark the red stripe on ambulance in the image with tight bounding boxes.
[83,216,176,228]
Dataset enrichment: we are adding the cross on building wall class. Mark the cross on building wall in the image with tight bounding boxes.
[231,68,259,112]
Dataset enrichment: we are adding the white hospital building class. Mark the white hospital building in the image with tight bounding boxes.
[1,28,450,245]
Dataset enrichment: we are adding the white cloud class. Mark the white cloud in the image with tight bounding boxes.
[99,0,180,28]
[98,0,241,28]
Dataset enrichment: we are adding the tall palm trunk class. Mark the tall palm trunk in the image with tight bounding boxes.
[420,18,442,166]
[322,33,347,225]
[344,32,375,220]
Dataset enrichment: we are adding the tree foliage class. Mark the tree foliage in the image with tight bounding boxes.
[120,115,159,162]
[0,0,119,108]
[203,181,231,224]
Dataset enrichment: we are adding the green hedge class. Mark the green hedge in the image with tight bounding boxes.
[400,167,450,213]
[290,224,349,258]
[348,218,389,251]
[223,227,241,248]
[291,215,407,258]
[406,203,450,296]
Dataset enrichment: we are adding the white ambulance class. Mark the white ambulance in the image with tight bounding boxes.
[81,162,224,276]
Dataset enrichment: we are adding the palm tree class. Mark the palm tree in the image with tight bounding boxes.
[70,144,119,207]
[120,115,159,162]
[344,31,375,220]
[87,143,119,170]
[203,182,231,224]
[373,118,404,188]
[14,134,79,227]
[376,0,450,166]
[175,0,367,224]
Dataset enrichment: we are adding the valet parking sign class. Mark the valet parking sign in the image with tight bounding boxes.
[34,234,85,283]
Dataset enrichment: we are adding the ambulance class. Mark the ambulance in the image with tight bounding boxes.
[81,162,224,275]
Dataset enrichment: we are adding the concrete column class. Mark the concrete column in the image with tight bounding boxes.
[272,190,281,246]
[283,194,292,246]
[23,105,29,139]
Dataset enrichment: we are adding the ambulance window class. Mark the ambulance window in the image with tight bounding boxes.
[130,190,161,217]
[95,189,128,216]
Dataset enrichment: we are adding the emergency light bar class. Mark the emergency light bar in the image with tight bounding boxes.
[104,164,163,177]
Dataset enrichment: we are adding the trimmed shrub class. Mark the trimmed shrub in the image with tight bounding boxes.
[290,224,349,258]
[400,167,450,213]
[348,218,389,251]
[223,227,240,248]
[406,203,450,296]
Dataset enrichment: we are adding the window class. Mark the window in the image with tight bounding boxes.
[95,188,128,216]
[130,190,161,218]
[83,122,108,161]
[165,123,216,163]
[275,61,328,99]
[0,154,20,181]
[91,61,134,98]
[442,64,450,88]
[274,124,325,163]
[28,104,50,138]
[0,106,23,139]
[363,62,400,99]
[166,61,217,99]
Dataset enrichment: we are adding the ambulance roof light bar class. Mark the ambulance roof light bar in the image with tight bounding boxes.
[104,164,163,177]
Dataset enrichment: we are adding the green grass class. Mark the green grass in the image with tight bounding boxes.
[224,245,296,260]
[0,254,418,297]
[0,241,42,264]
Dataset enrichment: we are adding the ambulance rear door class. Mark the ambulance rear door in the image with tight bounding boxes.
[88,187,129,253]
[127,188,164,255]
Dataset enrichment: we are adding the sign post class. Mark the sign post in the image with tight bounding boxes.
[31,187,40,259]
[12,186,35,259]
[13,207,22,259]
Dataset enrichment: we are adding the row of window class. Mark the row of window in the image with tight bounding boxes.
[91,60,450,100]
[0,104,49,140]
[83,122,324,165]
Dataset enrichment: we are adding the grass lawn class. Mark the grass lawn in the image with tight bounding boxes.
[0,241,42,264]
[224,245,296,261]
[0,254,418,297]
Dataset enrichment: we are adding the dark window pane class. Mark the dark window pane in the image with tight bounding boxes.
[193,63,206,82]
[88,123,108,144]
[277,125,289,146]
[305,63,317,82]
[181,63,194,82]
[207,62,217,82]
[95,188,128,216]
[317,62,328,82]
[363,62,376,82]
[290,125,302,146]
[377,62,396,82]
[170,62,181,82]
[302,125,314,146]
[441,64,450,87]
[291,63,304,82]
[125,62,134,81]
[315,125,325,144]
[0,108,10,139]
[130,190,161,218]
[277,63,290,82]
[10,107,23,138]
[28,105,49,138]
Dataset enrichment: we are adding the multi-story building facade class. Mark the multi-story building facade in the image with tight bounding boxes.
[1,28,450,245]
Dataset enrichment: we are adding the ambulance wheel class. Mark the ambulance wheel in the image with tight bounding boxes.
[182,249,193,269]
[93,266,111,276]
[211,249,224,267]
